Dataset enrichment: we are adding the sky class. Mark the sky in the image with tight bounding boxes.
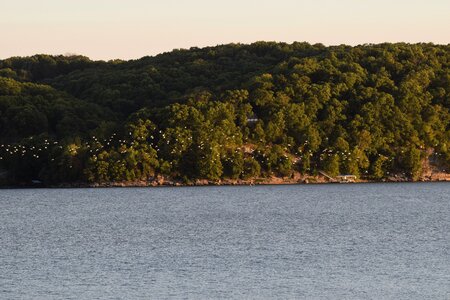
[1,0,449,60]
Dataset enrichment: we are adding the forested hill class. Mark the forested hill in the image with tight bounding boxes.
[0,42,449,185]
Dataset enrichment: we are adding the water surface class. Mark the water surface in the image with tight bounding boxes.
[1,183,449,299]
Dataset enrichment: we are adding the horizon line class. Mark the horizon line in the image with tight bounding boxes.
[1,40,449,62]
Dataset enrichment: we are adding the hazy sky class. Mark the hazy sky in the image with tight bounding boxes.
[1,0,449,60]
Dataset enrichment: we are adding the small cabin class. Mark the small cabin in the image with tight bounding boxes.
[246,113,259,123]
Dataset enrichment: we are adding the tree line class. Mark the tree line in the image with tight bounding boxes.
[0,42,449,184]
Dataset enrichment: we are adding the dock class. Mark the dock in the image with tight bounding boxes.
[319,171,357,183]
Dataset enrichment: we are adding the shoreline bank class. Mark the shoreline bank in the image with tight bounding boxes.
[1,173,449,189]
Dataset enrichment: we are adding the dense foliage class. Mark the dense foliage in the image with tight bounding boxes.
[0,42,449,185]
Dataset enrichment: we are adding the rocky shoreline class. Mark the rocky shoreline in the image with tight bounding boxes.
[2,172,448,189]
[89,175,450,188]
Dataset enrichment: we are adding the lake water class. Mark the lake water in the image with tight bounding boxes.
[0,183,449,299]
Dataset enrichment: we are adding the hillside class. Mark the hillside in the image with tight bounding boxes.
[0,42,449,185]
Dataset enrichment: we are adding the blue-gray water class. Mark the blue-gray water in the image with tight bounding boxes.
[0,183,449,299]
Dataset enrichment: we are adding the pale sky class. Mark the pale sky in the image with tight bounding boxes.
[1,0,449,60]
